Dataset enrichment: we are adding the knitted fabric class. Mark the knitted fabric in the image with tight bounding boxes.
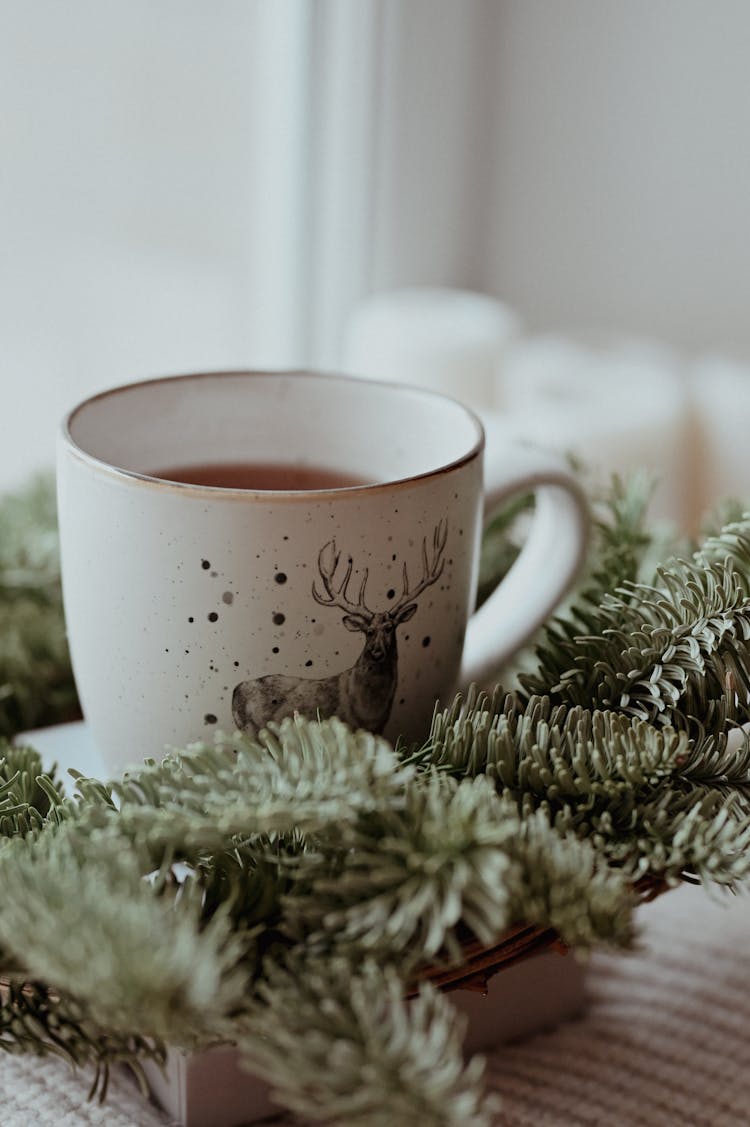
[2,884,748,1126]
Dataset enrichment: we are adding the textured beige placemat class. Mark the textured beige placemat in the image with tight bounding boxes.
[3,883,748,1126]
[488,883,750,1127]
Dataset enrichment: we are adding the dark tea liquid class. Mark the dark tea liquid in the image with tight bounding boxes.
[150,461,371,491]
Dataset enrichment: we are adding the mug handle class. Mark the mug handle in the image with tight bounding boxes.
[459,443,590,688]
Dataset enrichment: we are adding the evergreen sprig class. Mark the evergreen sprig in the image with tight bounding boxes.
[236,958,498,1127]
[0,719,633,1124]
[519,488,750,740]
[0,474,79,738]
[0,980,164,1101]
[0,743,65,837]
[282,770,633,965]
[108,719,414,853]
[0,823,249,1045]
[3,472,750,1124]
[422,689,750,886]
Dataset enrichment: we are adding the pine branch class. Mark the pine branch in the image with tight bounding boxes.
[281,774,522,965]
[0,474,78,738]
[680,723,750,787]
[103,717,414,858]
[5,472,750,1118]
[280,770,633,967]
[516,473,656,695]
[477,490,534,607]
[420,690,750,886]
[0,980,164,1101]
[236,957,497,1127]
[601,789,750,885]
[695,511,750,590]
[569,560,750,727]
[0,824,250,1046]
[423,690,691,804]
[0,710,636,1090]
[580,471,658,608]
[507,809,636,947]
[0,742,65,837]
[521,517,750,740]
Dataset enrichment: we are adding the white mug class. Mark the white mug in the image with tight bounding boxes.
[57,371,588,771]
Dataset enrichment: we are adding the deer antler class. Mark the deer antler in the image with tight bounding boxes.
[312,540,373,618]
[391,520,448,615]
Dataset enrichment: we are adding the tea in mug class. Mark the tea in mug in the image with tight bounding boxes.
[150,462,371,491]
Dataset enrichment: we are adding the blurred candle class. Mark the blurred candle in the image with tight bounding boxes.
[342,287,520,410]
[498,335,691,529]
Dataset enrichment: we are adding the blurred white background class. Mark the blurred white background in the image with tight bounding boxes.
[3,0,750,528]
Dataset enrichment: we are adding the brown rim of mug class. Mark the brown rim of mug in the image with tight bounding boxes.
[61,369,486,499]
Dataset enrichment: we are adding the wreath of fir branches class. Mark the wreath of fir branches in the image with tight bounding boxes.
[2,472,750,1125]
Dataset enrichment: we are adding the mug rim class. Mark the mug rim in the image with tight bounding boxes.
[60,369,485,498]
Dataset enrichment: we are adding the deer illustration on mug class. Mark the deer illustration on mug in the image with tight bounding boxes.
[232,520,448,737]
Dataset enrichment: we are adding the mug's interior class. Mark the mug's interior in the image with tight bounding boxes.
[65,371,483,488]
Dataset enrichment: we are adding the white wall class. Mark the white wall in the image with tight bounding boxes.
[0,1,312,489]
[485,0,750,355]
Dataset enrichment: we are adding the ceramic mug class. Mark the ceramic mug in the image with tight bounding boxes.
[57,371,588,771]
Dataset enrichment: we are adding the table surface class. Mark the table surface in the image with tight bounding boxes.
[6,727,750,1126]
